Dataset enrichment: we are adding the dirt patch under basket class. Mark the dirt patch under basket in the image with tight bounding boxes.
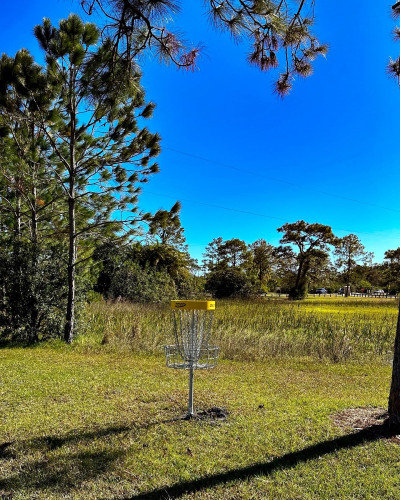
[183,407,228,421]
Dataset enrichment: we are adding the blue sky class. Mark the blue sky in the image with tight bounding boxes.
[2,1,400,263]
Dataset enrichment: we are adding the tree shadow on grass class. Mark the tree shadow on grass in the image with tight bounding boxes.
[129,420,399,500]
[0,425,129,496]
[0,418,181,496]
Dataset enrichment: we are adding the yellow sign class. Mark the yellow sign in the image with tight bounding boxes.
[171,300,215,311]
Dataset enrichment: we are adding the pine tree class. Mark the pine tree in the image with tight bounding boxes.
[202,237,224,272]
[384,247,400,292]
[219,239,250,269]
[143,201,198,295]
[277,220,338,299]
[80,0,328,96]
[334,234,373,297]
[33,14,160,343]
[385,4,400,426]
[0,50,66,342]
[146,201,186,250]
[250,239,276,290]
[0,50,56,244]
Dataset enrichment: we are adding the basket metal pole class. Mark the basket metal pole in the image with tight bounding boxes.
[187,310,195,417]
[188,362,194,417]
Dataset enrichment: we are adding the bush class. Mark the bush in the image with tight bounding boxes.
[288,282,308,300]
[94,242,202,302]
[102,261,177,303]
[205,268,253,298]
[0,240,69,343]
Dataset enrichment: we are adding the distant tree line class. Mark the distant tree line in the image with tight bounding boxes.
[200,222,400,300]
[93,217,400,305]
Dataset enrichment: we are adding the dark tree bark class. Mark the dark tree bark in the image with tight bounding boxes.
[64,70,77,344]
[388,302,400,425]
[64,193,76,344]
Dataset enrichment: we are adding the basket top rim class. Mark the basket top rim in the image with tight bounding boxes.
[171,300,215,311]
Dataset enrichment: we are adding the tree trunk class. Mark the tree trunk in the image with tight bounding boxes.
[29,183,39,342]
[295,258,304,289]
[388,302,400,425]
[11,187,22,330]
[26,121,40,342]
[30,122,38,246]
[64,74,77,344]
[299,260,310,290]
[15,188,21,238]
[289,258,308,300]
[345,256,351,297]
[64,186,76,344]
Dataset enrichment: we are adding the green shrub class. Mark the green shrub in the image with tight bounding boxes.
[289,282,308,300]
[0,240,68,343]
[102,261,177,303]
[205,268,253,298]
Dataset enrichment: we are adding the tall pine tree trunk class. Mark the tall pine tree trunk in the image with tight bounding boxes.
[15,187,21,238]
[64,192,76,344]
[11,186,22,330]
[64,77,77,344]
[345,256,351,297]
[29,176,39,343]
[388,303,400,425]
[295,258,304,289]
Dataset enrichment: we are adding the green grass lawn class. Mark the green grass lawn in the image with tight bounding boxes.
[0,343,398,499]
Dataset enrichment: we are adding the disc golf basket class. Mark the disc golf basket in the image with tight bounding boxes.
[165,300,219,418]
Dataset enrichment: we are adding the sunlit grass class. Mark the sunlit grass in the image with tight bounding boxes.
[0,347,396,499]
[1,298,399,498]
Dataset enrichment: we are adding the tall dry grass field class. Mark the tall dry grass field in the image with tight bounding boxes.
[82,297,398,363]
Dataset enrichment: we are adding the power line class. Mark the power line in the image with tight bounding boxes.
[143,189,285,221]
[163,146,400,214]
[141,189,371,236]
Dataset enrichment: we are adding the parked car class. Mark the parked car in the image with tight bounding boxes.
[316,288,328,294]
[373,289,385,295]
